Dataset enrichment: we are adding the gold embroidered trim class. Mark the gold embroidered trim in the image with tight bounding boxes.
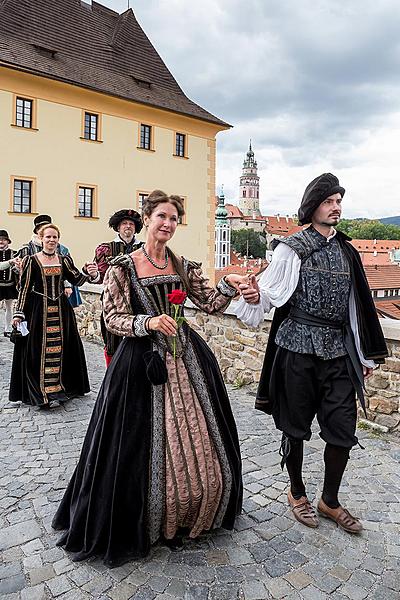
[44,384,62,393]
[46,346,62,354]
[42,266,62,275]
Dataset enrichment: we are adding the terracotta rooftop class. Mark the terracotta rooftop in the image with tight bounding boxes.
[358,253,393,266]
[350,240,400,252]
[0,0,228,127]
[225,204,245,219]
[375,300,400,320]
[364,265,400,290]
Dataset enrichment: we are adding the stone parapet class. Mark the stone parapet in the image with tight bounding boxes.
[76,284,400,433]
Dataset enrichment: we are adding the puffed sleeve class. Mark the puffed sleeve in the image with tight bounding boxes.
[186,259,237,314]
[232,243,301,327]
[103,265,151,337]
[13,256,34,320]
[94,243,112,284]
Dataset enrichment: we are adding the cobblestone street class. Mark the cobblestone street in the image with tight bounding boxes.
[0,322,399,600]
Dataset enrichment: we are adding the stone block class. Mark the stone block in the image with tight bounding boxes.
[0,520,42,550]
[369,396,399,415]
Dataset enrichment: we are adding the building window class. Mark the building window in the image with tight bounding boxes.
[15,97,33,128]
[175,133,186,157]
[78,186,95,217]
[243,190,246,197]
[139,124,152,150]
[137,191,149,210]
[13,179,32,212]
[84,112,99,141]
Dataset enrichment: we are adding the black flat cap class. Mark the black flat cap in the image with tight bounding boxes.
[298,173,345,225]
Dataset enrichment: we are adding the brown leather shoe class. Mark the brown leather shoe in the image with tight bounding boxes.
[288,489,319,528]
[317,498,363,534]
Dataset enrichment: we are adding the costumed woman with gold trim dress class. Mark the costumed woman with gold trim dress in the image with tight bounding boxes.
[9,224,99,408]
[52,190,246,565]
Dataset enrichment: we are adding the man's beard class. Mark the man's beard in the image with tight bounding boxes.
[321,215,340,227]
[120,231,134,243]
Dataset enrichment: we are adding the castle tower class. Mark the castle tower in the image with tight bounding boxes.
[238,140,261,216]
[215,187,231,268]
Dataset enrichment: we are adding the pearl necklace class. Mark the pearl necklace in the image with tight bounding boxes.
[142,245,169,270]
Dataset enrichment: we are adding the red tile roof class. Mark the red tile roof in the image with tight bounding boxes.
[0,0,228,126]
[225,204,245,219]
[350,240,400,252]
[375,300,400,320]
[364,265,400,290]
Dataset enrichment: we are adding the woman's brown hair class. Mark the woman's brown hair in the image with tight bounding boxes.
[142,190,189,288]
[142,189,185,219]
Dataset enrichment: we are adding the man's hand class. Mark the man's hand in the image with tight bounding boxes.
[363,366,374,379]
[239,274,260,304]
[64,288,73,298]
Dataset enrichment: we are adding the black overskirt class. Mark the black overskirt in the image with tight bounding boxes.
[9,293,89,405]
[52,329,242,566]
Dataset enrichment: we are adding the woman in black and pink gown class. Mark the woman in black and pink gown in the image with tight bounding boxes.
[53,190,247,566]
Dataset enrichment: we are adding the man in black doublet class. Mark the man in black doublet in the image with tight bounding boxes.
[239,173,388,533]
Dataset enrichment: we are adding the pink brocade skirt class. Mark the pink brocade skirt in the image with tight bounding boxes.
[164,355,223,539]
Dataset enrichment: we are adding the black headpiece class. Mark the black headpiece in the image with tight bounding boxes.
[298,173,345,225]
[33,214,52,233]
[0,229,11,243]
[108,209,142,233]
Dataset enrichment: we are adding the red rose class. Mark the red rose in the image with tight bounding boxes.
[167,290,187,305]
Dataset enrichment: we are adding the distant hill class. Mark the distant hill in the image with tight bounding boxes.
[380,216,400,226]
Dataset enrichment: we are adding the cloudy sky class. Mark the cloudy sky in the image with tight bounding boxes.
[103,0,400,219]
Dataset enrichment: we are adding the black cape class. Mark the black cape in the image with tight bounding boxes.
[255,230,388,413]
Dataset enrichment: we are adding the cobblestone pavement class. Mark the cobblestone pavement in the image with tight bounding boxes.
[1,322,400,600]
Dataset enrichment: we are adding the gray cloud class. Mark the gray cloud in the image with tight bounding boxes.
[104,0,400,217]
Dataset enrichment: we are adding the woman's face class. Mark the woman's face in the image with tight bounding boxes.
[144,202,178,244]
[41,227,59,253]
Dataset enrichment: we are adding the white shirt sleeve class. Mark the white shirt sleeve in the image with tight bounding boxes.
[231,243,301,327]
[349,286,376,369]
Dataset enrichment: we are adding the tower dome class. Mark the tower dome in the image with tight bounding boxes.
[239,140,260,216]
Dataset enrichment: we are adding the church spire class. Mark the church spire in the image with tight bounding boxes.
[215,186,231,268]
[239,141,260,216]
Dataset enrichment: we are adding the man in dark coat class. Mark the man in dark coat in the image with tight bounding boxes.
[93,209,142,365]
[235,173,388,533]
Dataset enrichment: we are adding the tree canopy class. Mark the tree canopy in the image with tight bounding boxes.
[336,219,400,240]
[231,229,266,258]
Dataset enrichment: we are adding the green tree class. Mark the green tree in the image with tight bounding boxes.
[337,219,400,240]
[231,229,266,258]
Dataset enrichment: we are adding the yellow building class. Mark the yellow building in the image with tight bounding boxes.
[0,0,229,276]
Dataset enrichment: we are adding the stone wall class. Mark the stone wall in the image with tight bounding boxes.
[76,284,400,434]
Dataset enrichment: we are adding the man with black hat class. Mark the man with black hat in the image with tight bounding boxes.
[0,230,19,336]
[93,209,143,364]
[235,173,388,533]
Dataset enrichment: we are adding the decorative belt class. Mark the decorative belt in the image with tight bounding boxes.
[32,289,64,301]
[288,307,366,415]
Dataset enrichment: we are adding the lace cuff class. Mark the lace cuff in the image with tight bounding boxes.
[217,277,237,298]
[132,314,151,337]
